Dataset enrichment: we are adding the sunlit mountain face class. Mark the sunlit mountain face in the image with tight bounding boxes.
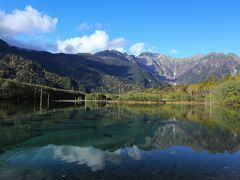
[137,52,240,84]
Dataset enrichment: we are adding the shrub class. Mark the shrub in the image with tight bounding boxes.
[212,80,240,106]
[85,93,107,101]
[106,94,119,101]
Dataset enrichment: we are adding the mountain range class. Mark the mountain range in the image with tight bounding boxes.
[138,52,240,84]
[0,39,239,92]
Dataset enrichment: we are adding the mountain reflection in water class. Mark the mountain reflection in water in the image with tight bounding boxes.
[0,102,240,179]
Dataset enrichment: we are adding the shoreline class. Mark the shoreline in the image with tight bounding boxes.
[53,99,211,105]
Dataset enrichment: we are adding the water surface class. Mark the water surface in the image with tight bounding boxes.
[0,102,240,180]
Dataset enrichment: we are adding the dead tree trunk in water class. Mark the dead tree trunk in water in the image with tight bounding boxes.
[47,93,50,109]
[40,88,43,111]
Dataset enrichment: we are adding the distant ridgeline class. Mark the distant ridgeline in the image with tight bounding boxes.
[1,39,240,93]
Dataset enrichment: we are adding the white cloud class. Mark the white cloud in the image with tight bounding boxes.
[170,48,179,54]
[108,37,125,52]
[0,5,154,55]
[56,30,126,54]
[77,22,91,31]
[0,5,58,35]
[129,42,145,56]
[77,22,104,31]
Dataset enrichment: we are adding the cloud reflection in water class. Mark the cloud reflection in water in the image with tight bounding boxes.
[52,145,142,171]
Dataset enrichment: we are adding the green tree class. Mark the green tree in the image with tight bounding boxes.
[212,80,240,106]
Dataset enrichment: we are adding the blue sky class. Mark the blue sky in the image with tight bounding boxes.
[0,0,240,57]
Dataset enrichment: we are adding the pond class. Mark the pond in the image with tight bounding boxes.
[0,101,240,180]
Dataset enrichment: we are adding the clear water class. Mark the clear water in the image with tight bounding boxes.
[0,101,240,180]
